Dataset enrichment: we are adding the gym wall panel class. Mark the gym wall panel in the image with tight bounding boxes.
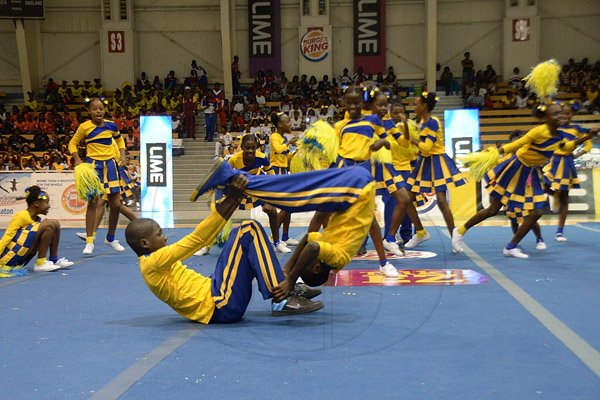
[41,33,101,82]
[0,25,20,82]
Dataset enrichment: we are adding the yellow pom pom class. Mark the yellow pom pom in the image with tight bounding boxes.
[459,146,500,182]
[74,163,104,201]
[524,59,561,100]
[215,219,232,247]
[290,120,338,173]
[370,147,393,164]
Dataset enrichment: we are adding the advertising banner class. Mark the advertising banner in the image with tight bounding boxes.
[140,116,174,228]
[353,0,386,75]
[0,171,86,227]
[248,0,281,77]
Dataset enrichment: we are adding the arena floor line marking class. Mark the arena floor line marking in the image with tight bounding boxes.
[574,223,600,233]
[90,326,200,400]
[442,231,600,378]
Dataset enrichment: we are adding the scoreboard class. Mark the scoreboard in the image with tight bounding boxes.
[0,0,44,19]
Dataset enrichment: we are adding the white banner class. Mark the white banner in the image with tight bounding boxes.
[0,171,86,227]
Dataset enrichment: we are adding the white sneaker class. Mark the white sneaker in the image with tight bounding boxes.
[404,231,431,249]
[54,257,74,268]
[75,232,87,241]
[34,260,61,272]
[502,247,529,259]
[83,243,94,255]
[379,262,400,277]
[536,240,547,250]
[382,239,404,256]
[275,241,292,253]
[451,228,464,253]
[555,233,567,242]
[285,238,300,246]
[194,247,209,256]
[104,239,125,252]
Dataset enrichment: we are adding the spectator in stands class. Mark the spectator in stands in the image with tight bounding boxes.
[515,88,529,109]
[83,80,93,97]
[483,65,497,85]
[231,55,241,94]
[71,80,83,98]
[215,131,233,158]
[441,66,454,96]
[24,92,38,111]
[461,52,474,82]
[386,66,396,84]
[0,136,9,152]
[502,91,516,109]
[255,89,266,106]
[32,129,49,151]
[164,70,178,91]
[125,129,138,151]
[583,83,599,113]
[90,79,104,97]
[508,67,521,88]
[8,129,24,150]
[353,66,366,84]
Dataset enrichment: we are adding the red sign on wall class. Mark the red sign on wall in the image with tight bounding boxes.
[108,31,125,53]
[512,19,530,41]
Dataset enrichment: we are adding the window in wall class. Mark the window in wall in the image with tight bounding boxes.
[119,0,128,20]
[318,0,327,15]
[303,0,310,15]
[103,0,111,20]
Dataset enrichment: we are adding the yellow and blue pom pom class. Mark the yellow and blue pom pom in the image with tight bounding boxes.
[290,120,338,173]
[459,146,500,182]
[524,59,561,100]
[74,163,104,201]
[0,265,28,278]
[215,219,232,247]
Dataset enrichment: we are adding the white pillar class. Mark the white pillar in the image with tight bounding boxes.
[220,0,233,99]
[15,19,33,96]
[425,0,437,93]
[100,0,136,90]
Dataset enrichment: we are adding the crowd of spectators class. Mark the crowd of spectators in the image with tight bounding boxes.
[1,56,598,169]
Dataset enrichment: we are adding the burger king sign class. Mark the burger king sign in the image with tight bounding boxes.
[300,28,330,62]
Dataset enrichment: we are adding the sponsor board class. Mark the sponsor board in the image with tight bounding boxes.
[300,28,330,62]
[326,269,488,286]
[353,249,437,260]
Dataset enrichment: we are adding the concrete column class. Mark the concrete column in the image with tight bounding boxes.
[425,0,437,93]
[229,0,237,60]
[15,19,32,96]
[503,0,539,79]
[100,0,136,90]
[220,0,234,99]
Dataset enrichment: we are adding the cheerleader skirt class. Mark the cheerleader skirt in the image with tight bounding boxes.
[86,157,121,195]
[485,155,548,217]
[0,221,40,267]
[407,153,466,193]
[543,154,580,191]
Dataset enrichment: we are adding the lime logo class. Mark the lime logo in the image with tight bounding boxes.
[300,29,329,62]
[61,184,87,215]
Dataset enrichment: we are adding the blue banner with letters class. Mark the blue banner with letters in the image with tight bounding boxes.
[140,116,174,227]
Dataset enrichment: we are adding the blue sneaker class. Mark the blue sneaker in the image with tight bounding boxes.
[190,158,238,201]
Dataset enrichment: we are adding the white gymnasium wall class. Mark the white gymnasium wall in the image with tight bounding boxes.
[0,20,20,84]
[538,0,600,64]
[0,0,598,90]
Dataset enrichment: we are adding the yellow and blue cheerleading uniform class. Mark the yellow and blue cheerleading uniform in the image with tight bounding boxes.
[486,124,578,222]
[543,124,592,191]
[138,212,284,324]
[383,118,424,240]
[407,116,466,193]
[269,132,291,175]
[200,161,376,270]
[0,209,40,267]
[69,119,126,195]
[218,150,275,210]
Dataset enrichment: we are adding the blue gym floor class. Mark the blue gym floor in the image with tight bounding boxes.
[1,223,599,400]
